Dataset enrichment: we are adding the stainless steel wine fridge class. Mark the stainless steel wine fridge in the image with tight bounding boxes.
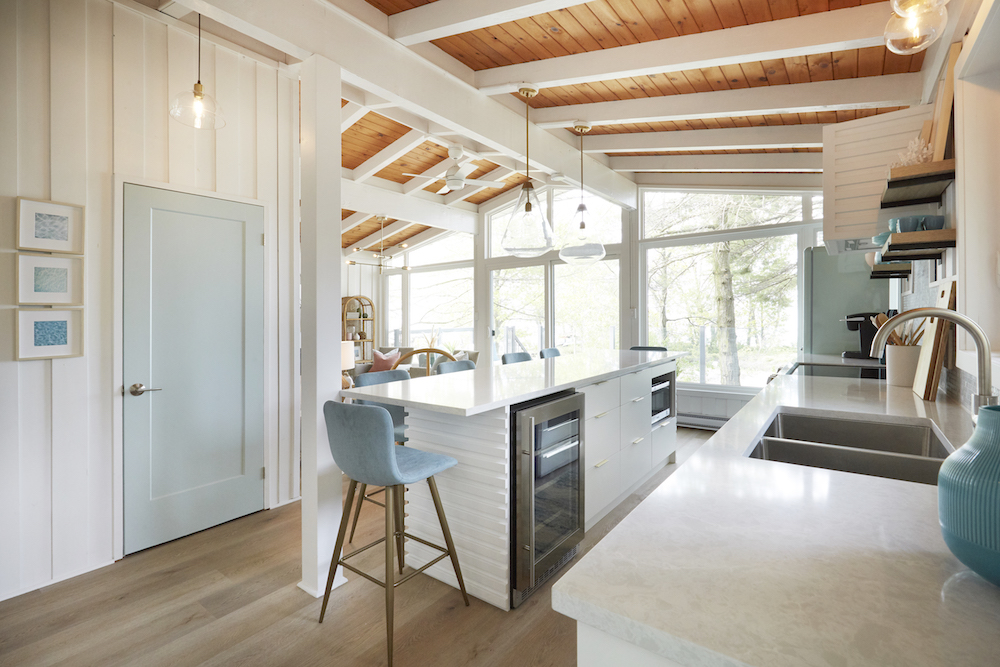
[511,391,585,608]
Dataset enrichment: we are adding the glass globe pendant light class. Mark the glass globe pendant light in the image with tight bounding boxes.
[559,123,606,265]
[885,3,948,55]
[891,0,948,16]
[501,86,554,258]
[169,14,225,130]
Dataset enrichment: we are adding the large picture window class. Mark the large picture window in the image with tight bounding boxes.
[642,190,820,389]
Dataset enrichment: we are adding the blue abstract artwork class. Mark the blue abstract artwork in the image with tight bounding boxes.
[34,212,70,241]
[34,266,68,293]
[34,320,68,347]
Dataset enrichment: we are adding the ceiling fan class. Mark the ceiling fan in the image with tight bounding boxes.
[404,145,506,195]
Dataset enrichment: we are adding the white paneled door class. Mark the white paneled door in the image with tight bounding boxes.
[123,183,265,555]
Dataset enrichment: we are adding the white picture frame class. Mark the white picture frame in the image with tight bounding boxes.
[17,253,85,306]
[16,308,84,360]
[17,197,85,255]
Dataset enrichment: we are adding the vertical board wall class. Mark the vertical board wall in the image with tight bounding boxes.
[0,0,301,602]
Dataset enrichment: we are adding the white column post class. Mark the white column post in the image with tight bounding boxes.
[299,54,345,597]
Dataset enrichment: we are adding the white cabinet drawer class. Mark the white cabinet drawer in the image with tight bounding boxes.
[585,452,619,524]
[621,394,650,447]
[580,378,620,420]
[620,370,648,403]
[651,418,677,466]
[584,406,620,469]
[620,434,651,492]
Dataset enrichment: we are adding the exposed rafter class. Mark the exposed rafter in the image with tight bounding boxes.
[529,74,924,129]
[583,125,824,154]
[609,153,823,173]
[389,0,583,46]
[341,179,477,233]
[475,3,890,95]
[351,129,427,182]
[342,211,375,233]
[390,227,448,253]
[177,0,638,209]
[340,101,368,132]
[348,219,415,252]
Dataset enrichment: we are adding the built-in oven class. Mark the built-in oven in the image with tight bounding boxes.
[651,370,675,426]
[511,390,585,608]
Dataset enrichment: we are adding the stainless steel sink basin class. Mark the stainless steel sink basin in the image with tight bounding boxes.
[748,412,952,485]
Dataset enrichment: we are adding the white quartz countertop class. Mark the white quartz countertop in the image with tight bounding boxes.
[783,353,885,372]
[551,375,1000,667]
[341,349,682,416]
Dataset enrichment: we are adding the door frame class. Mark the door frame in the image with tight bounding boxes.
[112,175,281,560]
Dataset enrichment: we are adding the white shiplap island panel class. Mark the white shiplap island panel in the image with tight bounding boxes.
[342,349,682,610]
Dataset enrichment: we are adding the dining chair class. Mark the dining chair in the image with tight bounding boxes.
[539,347,561,358]
[502,351,531,365]
[631,346,668,352]
[436,359,476,374]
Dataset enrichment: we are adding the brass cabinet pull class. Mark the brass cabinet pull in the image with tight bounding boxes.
[632,437,644,445]
[594,459,610,468]
[632,396,645,403]
[594,410,610,419]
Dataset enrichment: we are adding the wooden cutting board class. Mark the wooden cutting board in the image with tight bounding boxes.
[912,279,957,401]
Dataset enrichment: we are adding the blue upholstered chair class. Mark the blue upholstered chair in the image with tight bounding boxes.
[348,369,409,543]
[319,401,470,666]
[539,347,560,358]
[436,359,476,374]
[502,351,531,365]
[631,345,667,352]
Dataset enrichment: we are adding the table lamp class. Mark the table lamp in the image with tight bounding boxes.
[341,340,355,390]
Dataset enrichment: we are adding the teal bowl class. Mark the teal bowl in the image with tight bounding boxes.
[872,231,891,247]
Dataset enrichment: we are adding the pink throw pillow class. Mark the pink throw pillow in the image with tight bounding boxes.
[370,348,400,372]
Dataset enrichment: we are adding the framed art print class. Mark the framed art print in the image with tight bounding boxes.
[17,197,85,255]
[16,308,84,360]
[17,253,85,306]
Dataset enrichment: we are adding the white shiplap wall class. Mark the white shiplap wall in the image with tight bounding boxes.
[0,0,301,602]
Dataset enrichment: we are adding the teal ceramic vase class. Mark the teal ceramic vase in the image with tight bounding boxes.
[938,405,1000,586]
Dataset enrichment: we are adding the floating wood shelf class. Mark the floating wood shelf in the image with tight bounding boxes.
[870,262,912,279]
[879,228,957,261]
[881,159,956,208]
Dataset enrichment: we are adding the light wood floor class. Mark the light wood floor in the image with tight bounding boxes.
[0,428,712,667]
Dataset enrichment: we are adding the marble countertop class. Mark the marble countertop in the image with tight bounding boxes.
[341,348,681,416]
[551,375,1000,667]
[782,353,885,372]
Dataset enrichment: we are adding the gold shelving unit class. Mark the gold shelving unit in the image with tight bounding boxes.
[342,295,376,364]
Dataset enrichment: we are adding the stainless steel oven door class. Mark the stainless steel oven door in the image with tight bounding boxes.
[514,392,585,595]
[651,372,674,425]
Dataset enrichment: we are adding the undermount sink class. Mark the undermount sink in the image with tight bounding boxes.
[748,412,953,485]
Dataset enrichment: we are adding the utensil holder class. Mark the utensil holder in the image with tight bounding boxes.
[886,344,921,387]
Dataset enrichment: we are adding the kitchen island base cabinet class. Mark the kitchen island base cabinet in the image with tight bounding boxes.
[578,623,685,667]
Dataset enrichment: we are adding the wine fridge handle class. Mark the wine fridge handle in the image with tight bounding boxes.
[518,416,536,591]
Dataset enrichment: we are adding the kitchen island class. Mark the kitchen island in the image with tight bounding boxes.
[551,375,1000,666]
[341,349,683,610]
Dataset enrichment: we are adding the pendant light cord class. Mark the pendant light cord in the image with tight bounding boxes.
[525,98,530,182]
[197,14,202,85]
[580,131,584,208]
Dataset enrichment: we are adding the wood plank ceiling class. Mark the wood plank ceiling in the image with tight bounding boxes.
[338,0,934,249]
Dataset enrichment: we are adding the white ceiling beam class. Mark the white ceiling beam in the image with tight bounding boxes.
[635,172,823,189]
[390,0,583,46]
[352,129,427,183]
[443,166,516,205]
[584,125,824,154]
[476,3,891,95]
[157,1,193,19]
[179,0,638,210]
[341,211,375,233]
[341,101,368,133]
[395,227,449,253]
[530,73,924,129]
[341,179,477,233]
[350,219,416,251]
[609,153,823,173]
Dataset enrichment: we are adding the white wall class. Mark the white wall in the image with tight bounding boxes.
[0,0,301,602]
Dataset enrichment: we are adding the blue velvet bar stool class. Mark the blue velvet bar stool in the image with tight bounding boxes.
[539,347,560,358]
[631,345,667,352]
[349,369,410,543]
[436,359,476,374]
[502,351,531,364]
[319,401,470,667]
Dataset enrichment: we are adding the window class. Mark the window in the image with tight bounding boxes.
[491,266,544,359]
[385,274,402,347]
[642,189,820,388]
[407,233,473,266]
[643,192,803,239]
[409,267,474,352]
[554,259,619,353]
[551,189,622,246]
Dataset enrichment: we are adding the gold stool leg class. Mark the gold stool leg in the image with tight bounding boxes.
[319,479,358,623]
[394,484,405,574]
[384,485,396,667]
[348,482,367,543]
[427,476,470,606]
